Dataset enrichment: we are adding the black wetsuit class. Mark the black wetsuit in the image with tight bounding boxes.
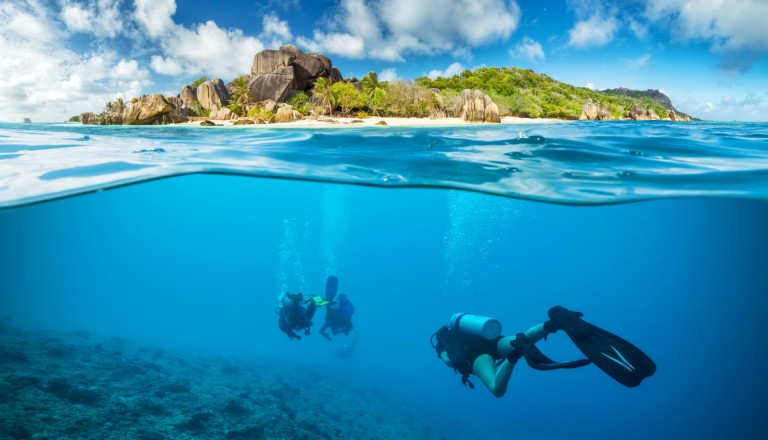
[320,307,353,340]
[434,326,503,386]
[279,301,317,340]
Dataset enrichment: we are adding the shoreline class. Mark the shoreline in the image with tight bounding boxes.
[172,116,567,128]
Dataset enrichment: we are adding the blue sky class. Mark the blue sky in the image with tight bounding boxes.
[1,0,767,121]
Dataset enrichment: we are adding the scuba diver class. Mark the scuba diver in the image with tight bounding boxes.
[277,292,318,340]
[319,275,356,341]
[431,306,656,397]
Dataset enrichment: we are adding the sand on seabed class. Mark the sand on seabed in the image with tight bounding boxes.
[174,116,565,128]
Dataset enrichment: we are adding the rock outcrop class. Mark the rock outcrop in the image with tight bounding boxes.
[122,94,188,125]
[272,105,305,123]
[247,45,343,103]
[80,112,99,125]
[209,107,235,120]
[627,103,648,120]
[460,89,500,123]
[579,100,614,120]
[179,85,197,109]
[197,79,230,112]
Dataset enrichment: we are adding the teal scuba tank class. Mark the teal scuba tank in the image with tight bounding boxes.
[450,313,502,340]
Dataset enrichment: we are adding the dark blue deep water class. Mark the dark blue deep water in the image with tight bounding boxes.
[1,121,767,439]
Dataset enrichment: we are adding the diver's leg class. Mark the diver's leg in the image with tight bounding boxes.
[497,324,547,358]
[473,354,514,398]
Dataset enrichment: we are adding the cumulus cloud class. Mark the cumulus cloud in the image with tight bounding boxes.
[645,0,768,52]
[134,0,176,39]
[60,0,123,38]
[378,67,398,82]
[510,37,544,62]
[150,56,183,76]
[298,0,521,61]
[261,12,293,41]
[427,62,465,79]
[296,31,366,59]
[0,1,153,121]
[568,13,618,48]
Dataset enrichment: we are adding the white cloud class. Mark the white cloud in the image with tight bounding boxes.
[113,59,149,80]
[150,56,183,76]
[297,31,366,59]
[568,13,618,48]
[378,67,397,82]
[645,0,768,52]
[510,37,544,62]
[134,0,176,39]
[427,62,465,80]
[586,82,594,90]
[298,0,521,61]
[261,12,292,42]
[60,0,123,38]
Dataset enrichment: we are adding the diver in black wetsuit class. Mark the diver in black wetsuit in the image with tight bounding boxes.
[278,292,316,340]
[431,307,656,397]
[320,293,355,340]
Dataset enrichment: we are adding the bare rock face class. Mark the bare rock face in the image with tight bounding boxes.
[98,113,123,125]
[123,94,188,125]
[461,89,500,123]
[80,112,99,124]
[179,85,196,109]
[209,107,235,120]
[247,45,343,103]
[272,105,304,123]
[247,66,295,103]
[579,101,599,120]
[197,79,230,112]
[627,104,648,120]
[647,108,660,120]
[598,108,614,120]
[483,94,501,123]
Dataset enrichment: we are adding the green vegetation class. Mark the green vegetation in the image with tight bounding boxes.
[311,77,335,116]
[227,76,250,116]
[190,76,209,88]
[68,115,80,122]
[288,92,311,115]
[331,82,365,115]
[416,67,671,119]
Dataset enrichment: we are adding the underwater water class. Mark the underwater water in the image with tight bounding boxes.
[1,121,768,439]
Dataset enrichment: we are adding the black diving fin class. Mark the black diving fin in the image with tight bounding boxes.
[547,306,657,387]
[509,333,591,371]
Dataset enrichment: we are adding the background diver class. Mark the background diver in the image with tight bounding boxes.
[431,306,656,397]
[319,275,356,341]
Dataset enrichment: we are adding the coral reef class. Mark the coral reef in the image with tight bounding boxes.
[0,325,457,439]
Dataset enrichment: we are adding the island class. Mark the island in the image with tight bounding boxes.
[76,45,693,127]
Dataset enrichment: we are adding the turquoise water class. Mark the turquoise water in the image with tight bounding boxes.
[1,121,768,439]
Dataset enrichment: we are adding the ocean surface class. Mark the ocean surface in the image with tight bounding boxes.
[1,121,767,439]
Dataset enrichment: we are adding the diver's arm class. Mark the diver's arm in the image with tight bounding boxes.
[439,351,453,367]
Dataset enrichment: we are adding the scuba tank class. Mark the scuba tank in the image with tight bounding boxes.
[450,313,502,340]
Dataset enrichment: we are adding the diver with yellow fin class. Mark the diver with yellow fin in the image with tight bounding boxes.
[319,275,356,341]
[277,285,336,340]
[431,306,655,397]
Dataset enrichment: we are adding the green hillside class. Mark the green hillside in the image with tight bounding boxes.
[416,67,680,120]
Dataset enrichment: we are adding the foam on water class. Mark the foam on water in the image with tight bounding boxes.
[1,121,767,208]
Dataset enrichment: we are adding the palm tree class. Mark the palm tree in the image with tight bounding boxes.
[312,77,335,117]
[227,76,250,116]
[113,97,125,115]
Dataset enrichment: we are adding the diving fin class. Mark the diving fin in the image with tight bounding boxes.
[325,275,338,301]
[548,306,657,387]
[510,333,591,371]
[309,295,335,307]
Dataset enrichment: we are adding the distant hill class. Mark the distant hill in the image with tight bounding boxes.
[416,67,692,120]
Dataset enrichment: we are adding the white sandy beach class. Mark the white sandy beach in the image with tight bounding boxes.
[174,116,565,128]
